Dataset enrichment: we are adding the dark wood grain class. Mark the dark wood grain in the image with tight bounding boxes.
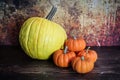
[0,46,120,80]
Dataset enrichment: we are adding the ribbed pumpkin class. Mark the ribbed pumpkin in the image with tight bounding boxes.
[72,56,94,74]
[77,47,98,63]
[65,36,86,52]
[19,17,67,60]
[53,46,76,67]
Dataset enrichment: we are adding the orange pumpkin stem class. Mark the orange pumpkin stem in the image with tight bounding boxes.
[86,46,90,54]
[64,46,68,54]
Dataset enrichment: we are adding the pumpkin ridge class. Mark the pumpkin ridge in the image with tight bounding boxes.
[77,58,81,73]
[27,18,39,58]
[63,54,69,67]
[19,18,31,56]
[32,18,41,58]
[37,18,44,58]
[72,39,74,51]
[46,20,54,53]
[85,59,88,73]
[74,57,79,71]
[44,20,53,54]
[73,39,75,51]
[72,57,76,70]
[19,22,28,54]
[53,50,61,66]
[50,23,58,52]
[58,25,66,49]
[41,19,49,58]
[24,18,37,57]
[58,54,64,67]
[55,51,61,66]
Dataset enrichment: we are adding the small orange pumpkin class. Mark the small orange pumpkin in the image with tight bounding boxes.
[65,36,86,52]
[72,56,94,74]
[77,47,98,63]
[53,46,76,67]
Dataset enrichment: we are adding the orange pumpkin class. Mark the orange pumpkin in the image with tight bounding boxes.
[65,36,86,52]
[77,47,98,63]
[53,46,76,67]
[72,56,94,74]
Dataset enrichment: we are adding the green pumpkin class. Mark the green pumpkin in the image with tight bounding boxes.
[19,17,67,60]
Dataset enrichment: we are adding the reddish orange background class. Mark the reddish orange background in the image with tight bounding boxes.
[0,0,120,46]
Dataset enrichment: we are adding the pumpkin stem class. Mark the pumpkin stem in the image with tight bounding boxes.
[46,6,57,20]
[64,46,68,54]
[73,36,77,40]
[81,56,84,61]
[70,29,77,40]
[86,46,90,54]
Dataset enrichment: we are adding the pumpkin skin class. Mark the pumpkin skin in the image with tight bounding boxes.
[77,47,98,63]
[19,17,67,60]
[65,37,86,52]
[53,46,76,67]
[72,56,94,74]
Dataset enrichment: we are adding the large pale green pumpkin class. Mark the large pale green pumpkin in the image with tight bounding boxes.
[19,17,67,60]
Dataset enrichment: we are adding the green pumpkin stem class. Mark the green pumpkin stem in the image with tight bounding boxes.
[64,46,68,54]
[70,30,77,40]
[73,36,77,40]
[86,46,90,54]
[81,56,84,61]
[46,6,57,20]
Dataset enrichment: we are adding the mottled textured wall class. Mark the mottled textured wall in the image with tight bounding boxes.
[0,0,120,46]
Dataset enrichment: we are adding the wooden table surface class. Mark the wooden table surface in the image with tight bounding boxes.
[0,46,120,80]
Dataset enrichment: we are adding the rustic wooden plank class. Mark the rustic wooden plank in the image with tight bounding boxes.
[0,46,120,80]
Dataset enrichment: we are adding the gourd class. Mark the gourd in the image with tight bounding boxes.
[53,46,76,67]
[72,56,94,74]
[77,47,98,63]
[65,36,86,52]
[19,6,67,60]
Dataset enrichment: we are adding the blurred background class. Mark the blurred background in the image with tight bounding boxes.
[0,0,120,46]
